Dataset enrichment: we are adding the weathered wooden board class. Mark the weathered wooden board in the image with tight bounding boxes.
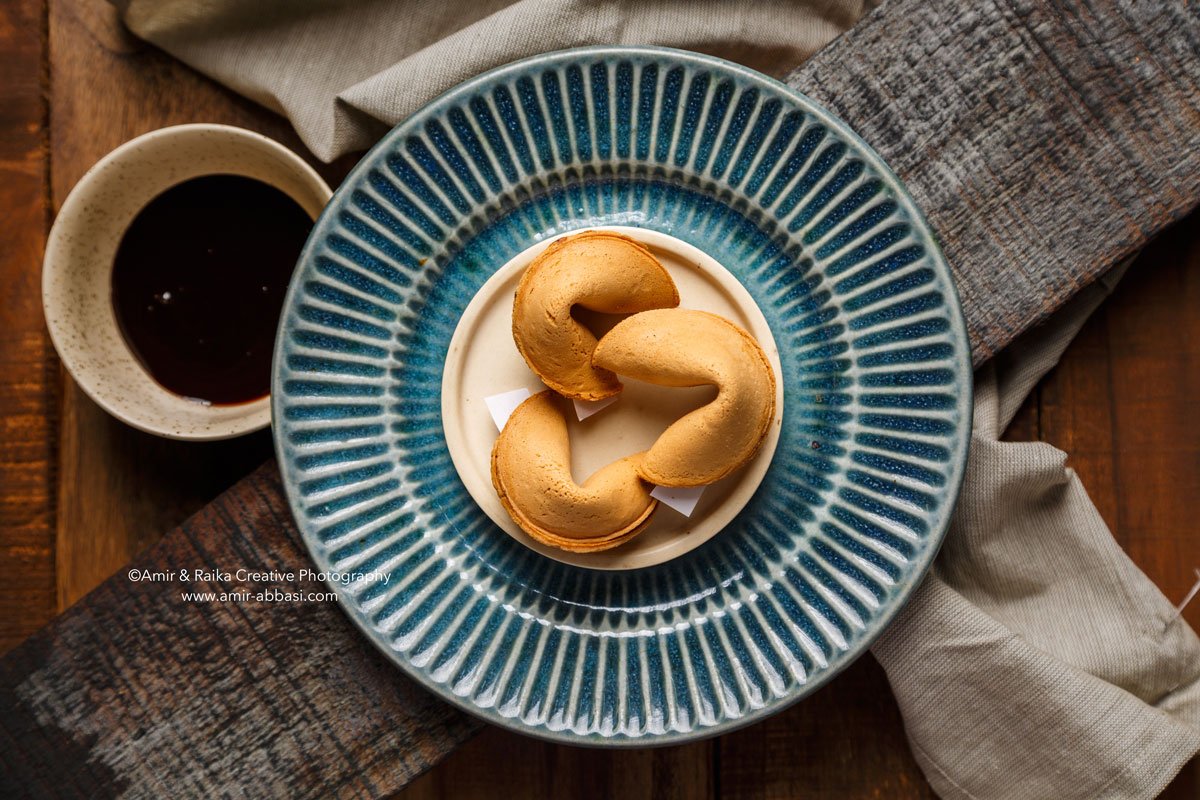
[2,0,1199,797]
[790,0,1200,363]
[0,464,481,798]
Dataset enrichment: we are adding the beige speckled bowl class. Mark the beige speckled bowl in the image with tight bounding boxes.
[43,124,332,440]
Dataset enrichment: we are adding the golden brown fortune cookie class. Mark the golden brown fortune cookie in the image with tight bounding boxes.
[592,308,776,487]
[512,230,680,401]
[490,391,658,552]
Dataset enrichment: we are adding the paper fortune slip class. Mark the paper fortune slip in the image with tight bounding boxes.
[650,484,706,517]
[572,395,619,421]
[484,387,532,430]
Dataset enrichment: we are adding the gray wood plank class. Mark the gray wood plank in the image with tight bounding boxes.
[789,0,1200,362]
[0,464,481,798]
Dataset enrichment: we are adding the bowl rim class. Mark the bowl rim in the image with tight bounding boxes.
[43,123,332,441]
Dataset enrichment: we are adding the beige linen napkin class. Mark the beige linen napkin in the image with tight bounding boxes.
[117,0,869,162]
[115,1,1200,796]
[875,265,1200,799]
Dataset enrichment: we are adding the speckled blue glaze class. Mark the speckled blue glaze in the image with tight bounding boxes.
[272,47,972,745]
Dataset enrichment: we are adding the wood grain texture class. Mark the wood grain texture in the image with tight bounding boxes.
[1038,220,1200,634]
[788,0,1200,364]
[715,655,933,800]
[47,0,355,610]
[0,0,57,654]
[0,463,481,799]
[404,732,715,800]
[0,0,1198,797]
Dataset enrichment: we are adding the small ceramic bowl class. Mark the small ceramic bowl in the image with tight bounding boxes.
[43,124,332,440]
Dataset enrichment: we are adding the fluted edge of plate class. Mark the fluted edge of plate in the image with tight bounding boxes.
[271,46,972,745]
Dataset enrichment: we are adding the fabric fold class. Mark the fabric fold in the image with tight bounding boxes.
[873,264,1200,799]
[117,0,868,161]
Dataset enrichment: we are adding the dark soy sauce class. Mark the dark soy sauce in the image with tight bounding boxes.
[111,174,314,405]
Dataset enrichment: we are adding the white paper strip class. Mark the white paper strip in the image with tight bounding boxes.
[650,484,706,517]
[484,387,532,431]
[573,395,619,421]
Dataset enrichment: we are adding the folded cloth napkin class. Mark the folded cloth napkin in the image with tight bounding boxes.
[116,0,871,162]
[874,264,1200,799]
[115,1,1200,796]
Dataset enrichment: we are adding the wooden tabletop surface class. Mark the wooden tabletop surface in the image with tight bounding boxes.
[1,2,1196,797]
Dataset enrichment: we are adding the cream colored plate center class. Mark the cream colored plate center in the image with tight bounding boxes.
[441,226,783,570]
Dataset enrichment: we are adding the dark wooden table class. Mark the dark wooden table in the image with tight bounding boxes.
[1,1,1196,797]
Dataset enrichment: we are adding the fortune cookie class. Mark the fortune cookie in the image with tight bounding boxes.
[592,309,776,487]
[490,391,658,552]
[512,231,679,401]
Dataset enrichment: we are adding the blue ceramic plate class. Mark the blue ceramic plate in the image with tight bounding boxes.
[273,46,971,745]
